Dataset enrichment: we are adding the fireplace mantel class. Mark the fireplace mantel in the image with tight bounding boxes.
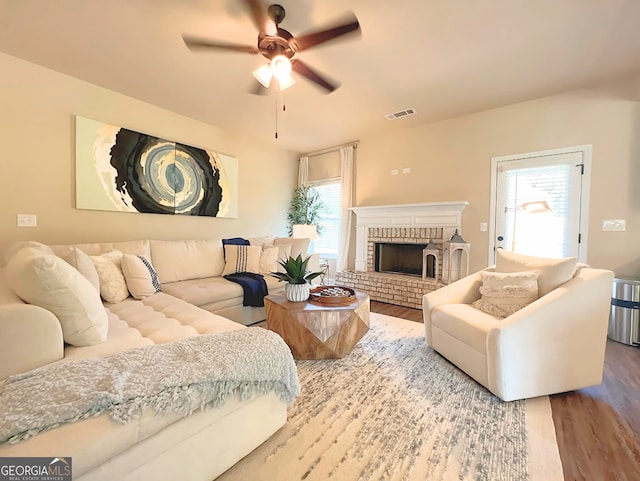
[350,201,468,271]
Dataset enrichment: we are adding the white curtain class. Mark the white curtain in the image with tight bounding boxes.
[337,146,354,272]
[297,156,309,188]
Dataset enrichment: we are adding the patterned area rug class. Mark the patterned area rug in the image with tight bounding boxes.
[218,313,563,481]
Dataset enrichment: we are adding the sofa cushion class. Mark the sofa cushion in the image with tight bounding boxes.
[61,292,243,362]
[90,251,130,304]
[105,292,243,343]
[161,277,244,307]
[274,237,310,260]
[60,247,101,293]
[121,254,162,300]
[222,245,262,275]
[150,240,225,284]
[472,270,539,318]
[248,235,275,247]
[51,240,151,259]
[5,247,108,346]
[273,243,292,261]
[495,250,577,297]
[431,304,501,354]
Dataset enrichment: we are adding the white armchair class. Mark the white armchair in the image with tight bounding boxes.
[423,262,614,401]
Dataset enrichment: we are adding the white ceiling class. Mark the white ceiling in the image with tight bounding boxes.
[1,0,640,153]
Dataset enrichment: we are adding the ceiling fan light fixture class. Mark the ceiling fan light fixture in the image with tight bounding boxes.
[276,75,296,91]
[253,64,273,88]
[270,54,292,81]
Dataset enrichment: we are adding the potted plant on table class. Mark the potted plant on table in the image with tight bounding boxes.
[271,255,323,302]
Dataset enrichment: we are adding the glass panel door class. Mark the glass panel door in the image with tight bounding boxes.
[494,151,583,258]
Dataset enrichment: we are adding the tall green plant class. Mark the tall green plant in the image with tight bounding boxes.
[287,185,325,236]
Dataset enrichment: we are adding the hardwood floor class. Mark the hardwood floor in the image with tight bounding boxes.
[370,300,640,481]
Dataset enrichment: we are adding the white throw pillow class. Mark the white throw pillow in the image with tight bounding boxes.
[472,270,539,319]
[60,247,100,293]
[90,250,129,303]
[495,250,578,296]
[260,246,280,274]
[6,247,108,346]
[3,241,54,264]
[273,243,293,273]
[121,254,162,299]
[222,245,262,276]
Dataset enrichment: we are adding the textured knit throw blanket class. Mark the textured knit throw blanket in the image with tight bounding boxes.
[0,327,300,445]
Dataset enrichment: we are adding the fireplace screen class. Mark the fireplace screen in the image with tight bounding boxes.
[375,242,427,276]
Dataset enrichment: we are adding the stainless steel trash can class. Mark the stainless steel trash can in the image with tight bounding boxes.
[608,277,640,346]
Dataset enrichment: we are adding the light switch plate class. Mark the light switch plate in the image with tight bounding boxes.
[480,222,488,232]
[602,219,625,231]
[17,214,37,228]
[391,169,399,175]
[402,167,411,174]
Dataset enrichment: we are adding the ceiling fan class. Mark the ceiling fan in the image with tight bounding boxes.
[183,0,361,94]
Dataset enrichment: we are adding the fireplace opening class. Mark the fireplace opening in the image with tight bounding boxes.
[375,242,427,277]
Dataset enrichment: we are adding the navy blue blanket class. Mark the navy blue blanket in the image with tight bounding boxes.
[224,272,269,308]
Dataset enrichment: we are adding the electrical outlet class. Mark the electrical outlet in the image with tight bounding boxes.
[402,167,411,174]
[602,219,625,231]
[17,214,37,227]
[391,169,399,175]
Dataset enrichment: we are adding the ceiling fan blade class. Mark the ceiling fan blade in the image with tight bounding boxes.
[292,13,361,52]
[182,35,259,54]
[291,59,339,93]
[242,0,268,33]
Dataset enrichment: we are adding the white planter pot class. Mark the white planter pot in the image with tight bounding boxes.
[285,283,310,302]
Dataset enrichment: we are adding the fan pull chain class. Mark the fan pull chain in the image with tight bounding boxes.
[274,93,287,139]
[274,96,278,139]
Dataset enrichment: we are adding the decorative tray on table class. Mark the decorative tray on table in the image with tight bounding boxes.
[309,286,356,306]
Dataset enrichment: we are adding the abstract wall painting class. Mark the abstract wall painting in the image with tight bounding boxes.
[75,116,238,218]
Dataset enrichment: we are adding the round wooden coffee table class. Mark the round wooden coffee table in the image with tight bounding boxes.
[265,290,370,360]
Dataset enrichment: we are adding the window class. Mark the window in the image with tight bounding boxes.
[311,179,341,256]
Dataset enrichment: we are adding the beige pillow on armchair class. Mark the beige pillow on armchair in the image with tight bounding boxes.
[472,270,539,319]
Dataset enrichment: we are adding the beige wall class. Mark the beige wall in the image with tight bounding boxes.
[3,51,638,276]
[0,53,298,263]
[356,89,640,276]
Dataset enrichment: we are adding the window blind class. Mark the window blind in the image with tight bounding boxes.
[311,180,341,255]
[502,164,571,258]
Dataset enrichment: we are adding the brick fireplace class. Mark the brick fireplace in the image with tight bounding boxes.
[335,201,468,309]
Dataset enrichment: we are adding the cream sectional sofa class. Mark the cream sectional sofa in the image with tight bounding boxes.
[47,237,315,327]
[0,237,313,480]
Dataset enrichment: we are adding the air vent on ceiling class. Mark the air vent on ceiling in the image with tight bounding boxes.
[385,108,416,120]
